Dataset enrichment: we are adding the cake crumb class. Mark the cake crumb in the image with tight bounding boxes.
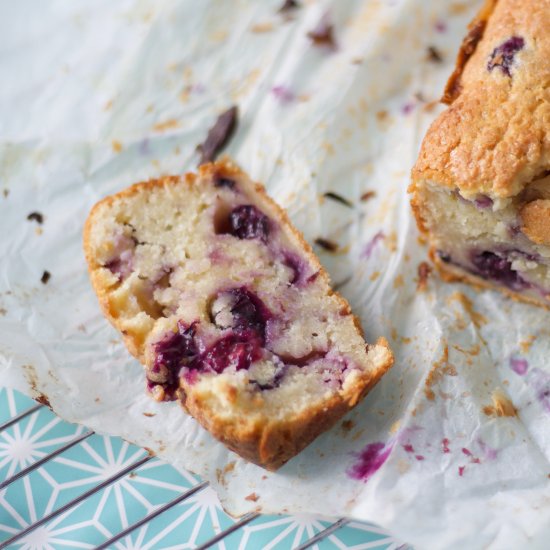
[143,412,156,417]
[41,271,51,284]
[483,389,517,417]
[393,275,404,289]
[250,22,273,33]
[341,419,354,433]
[360,190,376,202]
[112,140,123,153]
[153,119,180,132]
[520,335,536,353]
[417,261,432,291]
[424,344,456,401]
[245,492,259,502]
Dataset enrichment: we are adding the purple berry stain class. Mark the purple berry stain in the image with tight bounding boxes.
[488,36,525,77]
[272,85,295,104]
[229,205,270,242]
[477,439,498,460]
[149,321,199,396]
[347,441,393,482]
[471,250,529,291]
[151,288,272,393]
[282,252,308,285]
[203,332,263,373]
[474,195,493,209]
[510,356,529,375]
[361,231,385,260]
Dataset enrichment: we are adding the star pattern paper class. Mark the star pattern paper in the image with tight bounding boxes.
[0,388,404,549]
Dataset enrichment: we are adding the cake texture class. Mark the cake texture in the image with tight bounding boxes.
[410,0,550,306]
[84,159,393,470]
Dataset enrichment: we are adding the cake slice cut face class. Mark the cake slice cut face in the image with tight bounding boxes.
[411,0,550,307]
[84,159,393,470]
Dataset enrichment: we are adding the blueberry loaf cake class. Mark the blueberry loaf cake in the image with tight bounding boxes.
[84,159,393,470]
[410,0,550,306]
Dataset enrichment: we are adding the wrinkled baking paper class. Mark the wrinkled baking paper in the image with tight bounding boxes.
[2,1,550,548]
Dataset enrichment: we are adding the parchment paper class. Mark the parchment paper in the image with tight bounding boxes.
[2,1,550,548]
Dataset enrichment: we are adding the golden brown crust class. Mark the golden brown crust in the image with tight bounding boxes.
[84,158,393,470]
[520,199,550,245]
[442,0,498,105]
[184,337,393,470]
[413,0,550,198]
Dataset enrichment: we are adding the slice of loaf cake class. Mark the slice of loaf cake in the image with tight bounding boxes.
[410,0,550,307]
[84,159,393,470]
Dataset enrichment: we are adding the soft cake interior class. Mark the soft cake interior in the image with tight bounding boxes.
[414,174,550,305]
[86,163,390,427]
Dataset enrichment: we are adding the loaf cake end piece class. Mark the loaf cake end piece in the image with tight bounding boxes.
[410,0,550,307]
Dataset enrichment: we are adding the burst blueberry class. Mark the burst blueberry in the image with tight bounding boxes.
[487,36,525,77]
[229,205,270,242]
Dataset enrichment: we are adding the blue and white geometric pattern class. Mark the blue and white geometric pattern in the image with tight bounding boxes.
[0,387,404,549]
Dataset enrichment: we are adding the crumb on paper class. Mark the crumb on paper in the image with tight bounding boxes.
[35,393,51,408]
[390,419,401,434]
[0,308,6,316]
[385,231,397,252]
[197,106,238,165]
[103,99,113,111]
[360,190,376,202]
[483,389,517,418]
[278,0,300,13]
[447,291,487,330]
[393,275,404,289]
[369,271,380,281]
[27,211,44,224]
[245,492,260,502]
[449,2,468,15]
[323,192,353,208]
[424,344,456,401]
[341,419,354,433]
[250,22,273,33]
[307,13,336,50]
[112,140,123,153]
[417,261,432,291]
[3,189,9,198]
[41,271,51,284]
[427,46,443,63]
[520,335,536,353]
[152,119,180,132]
[143,412,156,417]
[314,237,339,252]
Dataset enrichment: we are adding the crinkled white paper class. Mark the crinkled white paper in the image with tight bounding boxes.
[2,1,550,548]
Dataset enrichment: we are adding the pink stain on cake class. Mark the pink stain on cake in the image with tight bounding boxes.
[434,20,447,33]
[361,231,385,260]
[442,438,451,453]
[402,443,414,453]
[348,441,393,482]
[458,465,465,477]
[510,356,528,376]
[415,455,425,461]
[461,447,472,457]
